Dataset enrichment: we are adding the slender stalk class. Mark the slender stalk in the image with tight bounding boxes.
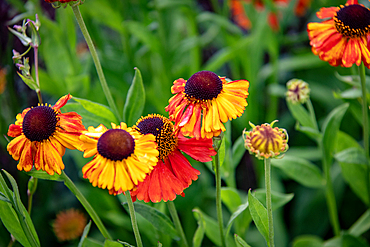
[7,236,15,247]
[264,158,274,247]
[321,142,341,236]
[167,201,189,247]
[124,191,143,247]
[33,47,42,104]
[27,177,38,215]
[214,151,226,247]
[71,4,121,121]
[359,63,370,206]
[60,171,112,240]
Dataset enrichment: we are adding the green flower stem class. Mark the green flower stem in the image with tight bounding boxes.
[27,177,38,215]
[214,151,226,247]
[71,4,121,121]
[33,47,42,104]
[60,171,112,240]
[359,63,370,206]
[124,191,143,247]
[264,158,274,247]
[167,201,189,247]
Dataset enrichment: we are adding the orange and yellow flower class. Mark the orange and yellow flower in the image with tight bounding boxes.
[243,121,289,159]
[7,94,85,175]
[307,0,370,68]
[130,114,216,203]
[53,209,87,242]
[166,71,249,139]
[79,123,158,194]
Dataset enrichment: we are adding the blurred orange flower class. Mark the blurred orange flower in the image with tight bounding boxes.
[53,209,87,242]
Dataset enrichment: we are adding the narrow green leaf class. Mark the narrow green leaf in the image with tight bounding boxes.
[235,234,251,247]
[82,237,104,247]
[225,201,249,237]
[104,239,123,247]
[78,221,92,247]
[221,187,242,213]
[271,156,324,188]
[248,190,269,244]
[2,170,40,247]
[232,136,245,169]
[287,101,315,129]
[122,202,179,240]
[292,235,323,247]
[193,209,206,247]
[73,97,118,124]
[219,135,226,166]
[8,26,31,45]
[17,72,38,91]
[322,103,349,166]
[123,67,145,126]
[0,192,11,203]
[324,234,370,247]
[254,189,294,211]
[25,170,63,182]
[349,209,370,237]
[117,240,134,247]
[28,20,40,47]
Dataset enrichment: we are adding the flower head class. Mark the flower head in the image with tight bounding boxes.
[286,79,310,104]
[243,121,288,159]
[130,114,216,203]
[53,209,87,242]
[307,0,370,68]
[166,71,249,139]
[79,122,158,194]
[7,94,85,175]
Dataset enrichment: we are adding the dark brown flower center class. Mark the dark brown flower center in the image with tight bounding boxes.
[334,5,370,38]
[135,114,177,160]
[184,71,223,101]
[97,129,135,161]
[22,106,58,142]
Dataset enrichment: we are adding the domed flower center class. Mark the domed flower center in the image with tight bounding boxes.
[97,129,135,161]
[334,5,370,38]
[249,124,285,155]
[136,114,177,160]
[184,71,223,101]
[22,106,58,142]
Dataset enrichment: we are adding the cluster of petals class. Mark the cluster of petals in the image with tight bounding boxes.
[307,0,370,68]
[243,121,289,159]
[7,94,85,175]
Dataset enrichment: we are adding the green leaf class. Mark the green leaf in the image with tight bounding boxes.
[193,208,206,247]
[82,238,104,247]
[122,202,179,240]
[17,72,38,91]
[125,21,160,52]
[28,20,40,47]
[78,221,92,247]
[349,209,370,237]
[248,190,268,244]
[334,147,368,165]
[232,135,245,169]
[219,135,226,166]
[292,235,323,247]
[25,170,63,182]
[324,233,370,247]
[322,103,349,166]
[2,170,40,247]
[0,192,11,203]
[72,98,118,124]
[235,234,251,247]
[123,67,145,126]
[221,187,242,213]
[192,208,236,247]
[104,239,123,247]
[335,132,369,205]
[254,189,294,211]
[225,201,249,237]
[271,156,324,188]
[287,101,315,129]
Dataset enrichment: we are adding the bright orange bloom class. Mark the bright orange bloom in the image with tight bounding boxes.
[307,0,370,68]
[53,209,87,242]
[130,114,216,203]
[7,95,85,175]
[166,71,249,139]
[79,123,158,194]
